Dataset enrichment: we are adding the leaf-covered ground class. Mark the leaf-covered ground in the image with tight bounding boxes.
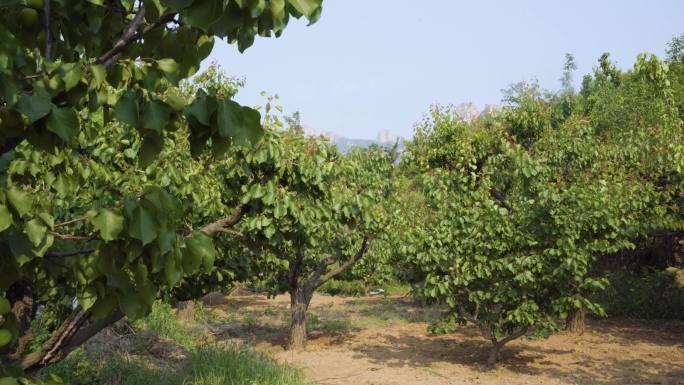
[206,293,684,385]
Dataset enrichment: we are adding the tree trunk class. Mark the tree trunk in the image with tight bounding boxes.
[176,300,195,322]
[486,342,504,370]
[483,326,528,370]
[565,307,586,334]
[287,288,311,351]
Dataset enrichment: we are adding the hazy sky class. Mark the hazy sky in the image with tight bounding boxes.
[204,0,683,140]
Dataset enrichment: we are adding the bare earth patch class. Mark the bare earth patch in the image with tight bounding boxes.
[205,293,684,385]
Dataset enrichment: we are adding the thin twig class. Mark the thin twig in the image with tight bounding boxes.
[43,0,52,60]
[54,215,88,228]
[49,232,99,241]
[45,249,95,258]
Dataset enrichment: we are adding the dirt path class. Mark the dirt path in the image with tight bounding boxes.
[205,293,684,385]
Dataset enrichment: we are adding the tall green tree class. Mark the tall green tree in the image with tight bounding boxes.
[405,53,684,369]
[0,0,323,380]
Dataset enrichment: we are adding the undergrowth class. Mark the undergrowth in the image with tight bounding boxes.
[41,301,308,385]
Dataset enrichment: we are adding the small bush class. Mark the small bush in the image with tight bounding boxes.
[135,301,203,347]
[42,349,101,385]
[187,345,307,385]
[44,345,307,385]
[319,280,366,297]
[592,270,684,320]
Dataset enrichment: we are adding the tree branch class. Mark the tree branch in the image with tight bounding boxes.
[307,237,369,290]
[45,248,95,258]
[96,4,146,68]
[43,0,52,60]
[21,309,124,373]
[54,215,88,228]
[201,205,247,237]
[95,8,178,69]
[498,326,530,345]
[49,232,99,241]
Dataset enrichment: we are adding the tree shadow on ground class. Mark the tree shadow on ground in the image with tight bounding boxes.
[350,329,684,385]
[587,318,684,348]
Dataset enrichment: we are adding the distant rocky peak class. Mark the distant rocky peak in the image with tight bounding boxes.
[454,102,480,123]
[376,129,400,144]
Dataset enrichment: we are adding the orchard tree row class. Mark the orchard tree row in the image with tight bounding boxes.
[0,0,683,381]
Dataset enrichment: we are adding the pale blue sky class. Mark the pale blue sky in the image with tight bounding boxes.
[204,0,683,140]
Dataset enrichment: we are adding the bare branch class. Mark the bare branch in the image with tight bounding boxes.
[21,309,124,373]
[45,248,95,258]
[43,0,52,60]
[54,215,88,228]
[96,7,178,69]
[49,232,99,241]
[201,205,247,237]
[307,237,370,290]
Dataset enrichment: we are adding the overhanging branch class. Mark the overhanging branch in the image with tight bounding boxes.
[96,7,178,69]
[201,205,247,237]
[307,236,370,290]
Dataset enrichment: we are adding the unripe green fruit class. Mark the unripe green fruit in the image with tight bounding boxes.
[19,8,38,27]
[0,377,19,385]
[0,329,13,347]
[0,297,10,315]
[27,0,45,9]
[37,30,46,46]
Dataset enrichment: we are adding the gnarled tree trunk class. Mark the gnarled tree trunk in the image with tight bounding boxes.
[484,326,529,370]
[565,307,586,334]
[285,238,369,351]
[287,287,312,351]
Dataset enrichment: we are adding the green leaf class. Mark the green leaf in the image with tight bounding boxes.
[185,231,217,271]
[89,208,124,241]
[142,100,171,132]
[91,64,107,87]
[164,94,186,112]
[126,204,158,245]
[25,218,47,247]
[164,251,183,286]
[46,106,80,142]
[156,58,178,74]
[63,66,84,91]
[15,93,51,123]
[77,286,98,311]
[114,91,140,127]
[217,100,263,146]
[139,134,164,167]
[183,0,224,31]
[160,0,193,11]
[288,0,321,18]
[0,205,12,232]
[6,187,32,216]
[248,0,266,17]
[186,91,216,126]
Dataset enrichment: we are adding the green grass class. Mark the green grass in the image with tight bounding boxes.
[185,345,307,385]
[46,345,308,385]
[133,301,205,347]
[42,301,308,385]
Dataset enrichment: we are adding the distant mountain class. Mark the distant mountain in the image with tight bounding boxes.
[299,103,503,154]
[305,129,404,153]
[454,102,502,123]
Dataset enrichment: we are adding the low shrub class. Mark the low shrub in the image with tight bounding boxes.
[318,279,366,297]
[592,270,684,320]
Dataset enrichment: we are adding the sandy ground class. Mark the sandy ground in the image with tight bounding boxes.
[204,293,684,385]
